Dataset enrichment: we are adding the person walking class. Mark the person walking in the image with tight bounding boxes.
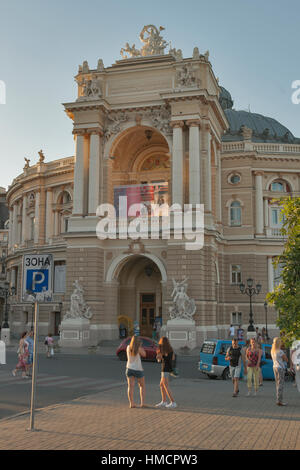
[237,325,244,341]
[241,340,250,381]
[155,336,177,409]
[246,338,262,396]
[228,324,235,339]
[258,342,264,386]
[25,330,34,377]
[225,338,242,397]
[12,332,29,378]
[271,337,289,406]
[125,336,146,408]
[45,334,54,358]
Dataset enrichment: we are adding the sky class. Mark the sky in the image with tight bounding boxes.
[0,0,299,189]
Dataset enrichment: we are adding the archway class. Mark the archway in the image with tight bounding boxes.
[108,254,165,337]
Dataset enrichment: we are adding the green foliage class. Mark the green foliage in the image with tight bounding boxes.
[266,197,300,346]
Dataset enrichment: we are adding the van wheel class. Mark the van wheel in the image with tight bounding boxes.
[222,368,230,380]
[208,375,217,379]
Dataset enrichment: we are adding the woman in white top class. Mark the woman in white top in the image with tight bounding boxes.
[126,336,146,408]
[271,337,288,406]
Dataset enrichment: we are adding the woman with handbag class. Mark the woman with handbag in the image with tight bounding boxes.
[12,332,29,378]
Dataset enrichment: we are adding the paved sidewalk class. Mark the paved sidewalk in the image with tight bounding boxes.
[0,377,299,450]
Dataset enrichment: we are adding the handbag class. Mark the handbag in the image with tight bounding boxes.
[44,339,48,345]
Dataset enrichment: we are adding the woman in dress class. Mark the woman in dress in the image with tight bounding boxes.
[246,338,262,396]
[271,337,289,406]
[125,336,146,408]
[12,332,29,378]
[156,336,177,408]
[45,333,54,358]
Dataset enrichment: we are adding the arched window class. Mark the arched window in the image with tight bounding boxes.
[230,201,242,226]
[269,179,291,193]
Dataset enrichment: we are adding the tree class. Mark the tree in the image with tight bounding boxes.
[267,197,300,346]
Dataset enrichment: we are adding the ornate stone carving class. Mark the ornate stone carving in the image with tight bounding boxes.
[169,278,196,320]
[82,60,89,73]
[241,125,253,141]
[97,59,104,72]
[120,25,168,58]
[147,106,172,135]
[193,47,200,60]
[176,64,199,88]
[170,48,183,61]
[63,280,92,320]
[104,111,129,141]
[79,76,102,100]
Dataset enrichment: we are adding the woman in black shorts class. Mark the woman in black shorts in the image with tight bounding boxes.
[156,337,177,409]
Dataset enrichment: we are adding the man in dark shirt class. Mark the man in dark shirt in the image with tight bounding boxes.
[225,338,242,397]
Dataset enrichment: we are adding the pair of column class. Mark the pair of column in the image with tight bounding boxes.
[171,121,212,210]
[73,130,103,216]
[254,171,264,235]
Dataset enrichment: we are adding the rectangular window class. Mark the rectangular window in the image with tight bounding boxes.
[231,265,242,284]
[231,312,242,326]
[54,261,66,293]
[273,262,284,288]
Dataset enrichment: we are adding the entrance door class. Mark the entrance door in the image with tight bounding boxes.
[140,293,156,337]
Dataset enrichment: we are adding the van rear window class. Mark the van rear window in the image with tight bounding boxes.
[201,342,216,354]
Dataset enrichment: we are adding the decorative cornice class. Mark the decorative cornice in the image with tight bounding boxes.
[186,119,201,128]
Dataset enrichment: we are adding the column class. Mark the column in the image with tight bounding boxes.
[187,120,201,204]
[216,143,222,223]
[8,208,13,250]
[45,188,54,241]
[264,197,269,228]
[54,210,60,237]
[73,132,87,215]
[21,195,28,245]
[12,204,18,247]
[34,191,40,244]
[88,131,102,215]
[171,121,184,206]
[205,128,212,213]
[10,267,16,289]
[255,171,264,235]
[267,256,274,292]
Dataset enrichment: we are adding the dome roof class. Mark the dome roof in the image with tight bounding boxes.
[219,86,299,144]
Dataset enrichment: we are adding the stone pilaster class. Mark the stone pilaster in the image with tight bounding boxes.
[171,121,184,206]
[254,171,264,235]
[88,130,103,215]
[187,120,201,205]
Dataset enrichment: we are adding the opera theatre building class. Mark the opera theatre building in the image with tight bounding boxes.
[5,26,300,346]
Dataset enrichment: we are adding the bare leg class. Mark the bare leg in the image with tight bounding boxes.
[127,377,136,408]
[161,377,175,403]
[137,377,145,407]
[160,379,167,402]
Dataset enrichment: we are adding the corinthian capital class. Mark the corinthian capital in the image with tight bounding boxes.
[170,120,184,129]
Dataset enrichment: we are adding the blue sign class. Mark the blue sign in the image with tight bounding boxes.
[23,254,53,302]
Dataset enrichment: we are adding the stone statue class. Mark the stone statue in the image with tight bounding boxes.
[81,76,102,99]
[169,278,196,320]
[170,48,183,61]
[24,157,30,169]
[63,280,93,320]
[120,25,168,58]
[82,60,89,73]
[97,59,105,72]
[193,47,200,60]
[176,64,197,87]
[38,149,45,163]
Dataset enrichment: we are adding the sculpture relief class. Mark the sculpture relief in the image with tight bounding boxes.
[176,63,199,88]
[104,111,129,141]
[147,106,172,135]
[120,25,168,58]
[63,280,93,321]
[79,76,102,100]
[169,278,196,320]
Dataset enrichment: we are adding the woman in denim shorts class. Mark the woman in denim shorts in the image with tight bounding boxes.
[126,336,146,408]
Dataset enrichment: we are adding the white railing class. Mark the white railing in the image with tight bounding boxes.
[222,142,300,154]
[266,228,287,238]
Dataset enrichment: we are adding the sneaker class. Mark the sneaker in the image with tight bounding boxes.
[155,401,167,408]
[166,402,177,408]
[232,393,238,397]
[246,391,251,397]
[277,402,287,406]
[12,370,16,377]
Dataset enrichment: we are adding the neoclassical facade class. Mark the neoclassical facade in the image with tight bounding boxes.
[5,26,300,344]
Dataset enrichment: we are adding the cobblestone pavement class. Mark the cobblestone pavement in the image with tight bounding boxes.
[0,377,299,450]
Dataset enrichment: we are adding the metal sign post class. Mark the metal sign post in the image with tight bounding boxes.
[22,253,53,432]
[28,301,39,431]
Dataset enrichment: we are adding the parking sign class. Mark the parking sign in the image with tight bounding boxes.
[22,254,53,302]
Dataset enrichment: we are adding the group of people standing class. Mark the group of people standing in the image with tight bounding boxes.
[226,336,294,406]
[125,335,177,409]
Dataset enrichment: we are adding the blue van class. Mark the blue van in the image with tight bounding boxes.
[198,339,274,380]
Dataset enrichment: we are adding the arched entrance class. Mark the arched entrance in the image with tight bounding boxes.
[108,254,165,337]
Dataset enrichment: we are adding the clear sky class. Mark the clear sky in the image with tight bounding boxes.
[0,0,299,189]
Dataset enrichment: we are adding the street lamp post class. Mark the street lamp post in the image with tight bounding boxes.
[239,278,262,332]
[263,301,269,341]
[0,281,16,343]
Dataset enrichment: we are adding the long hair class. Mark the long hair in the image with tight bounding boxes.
[21,331,27,339]
[129,336,141,356]
[271,337,282,356]
[158,336,173,355]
